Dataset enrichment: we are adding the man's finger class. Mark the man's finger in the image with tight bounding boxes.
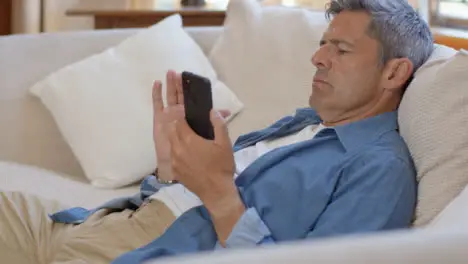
[152,81,164,113]
[176,72,184,104]
[210,109,231,145]
[218,109,231,119]
[169,104,186,120]
[166,70,177,106]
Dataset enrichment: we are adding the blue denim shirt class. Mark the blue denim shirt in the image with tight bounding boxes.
[50,108,416,263]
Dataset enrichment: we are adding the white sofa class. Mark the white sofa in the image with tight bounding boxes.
[1,22,468,264]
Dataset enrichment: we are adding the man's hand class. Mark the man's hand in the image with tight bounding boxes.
[152,70,230,181]
[152,70,186,181]
[169,110,246,246]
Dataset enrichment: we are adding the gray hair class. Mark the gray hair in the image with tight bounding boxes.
[326,0,434,75]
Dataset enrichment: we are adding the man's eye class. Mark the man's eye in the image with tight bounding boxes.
[338,50,348,55]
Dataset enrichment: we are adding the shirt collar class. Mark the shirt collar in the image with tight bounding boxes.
[331,111,399,152]
[276,108,398,152]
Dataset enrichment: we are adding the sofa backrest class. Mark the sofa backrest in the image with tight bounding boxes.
[0,27,222,180]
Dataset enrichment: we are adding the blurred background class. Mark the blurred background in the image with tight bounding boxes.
[0,0,467,35]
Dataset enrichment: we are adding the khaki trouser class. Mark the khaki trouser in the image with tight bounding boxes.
[0,191,176,264]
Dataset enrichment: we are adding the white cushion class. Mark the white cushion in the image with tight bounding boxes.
[209,0,328,138]
[0,161,138,208]
[399,46,468,226]
[29,14,244,189]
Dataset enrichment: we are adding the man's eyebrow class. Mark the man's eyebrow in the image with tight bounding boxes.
[320,38,355,48]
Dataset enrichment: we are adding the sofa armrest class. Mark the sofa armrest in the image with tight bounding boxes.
[147,229,468,264]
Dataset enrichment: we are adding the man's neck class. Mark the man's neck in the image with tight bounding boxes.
[322,95,400,127]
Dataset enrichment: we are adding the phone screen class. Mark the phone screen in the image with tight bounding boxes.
[182,71,214,140]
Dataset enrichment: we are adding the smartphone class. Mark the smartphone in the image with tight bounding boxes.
[181,71,214,140]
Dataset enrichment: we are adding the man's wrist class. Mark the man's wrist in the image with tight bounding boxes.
[203,183,246,247]
[155,164,175,182]
[203,182,245,219]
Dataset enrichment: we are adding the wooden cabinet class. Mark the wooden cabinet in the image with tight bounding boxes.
[0,0,12,35]
[92,11,225,29]
[66,0,227,29]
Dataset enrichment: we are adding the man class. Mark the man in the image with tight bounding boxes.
[0,0,434,263]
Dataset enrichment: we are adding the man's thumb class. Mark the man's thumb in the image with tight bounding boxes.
[210,109,230,144]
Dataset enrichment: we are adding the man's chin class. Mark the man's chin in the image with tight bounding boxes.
[309,94,319,109]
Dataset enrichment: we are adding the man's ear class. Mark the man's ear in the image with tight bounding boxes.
[381,58,414,91]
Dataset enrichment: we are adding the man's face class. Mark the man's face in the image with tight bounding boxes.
[309,11,384,123]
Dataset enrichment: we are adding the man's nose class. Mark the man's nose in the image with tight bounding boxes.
[311,46,331,69]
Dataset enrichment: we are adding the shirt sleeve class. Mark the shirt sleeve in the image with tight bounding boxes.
[218,153,416,248]
[216,207,275,249]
